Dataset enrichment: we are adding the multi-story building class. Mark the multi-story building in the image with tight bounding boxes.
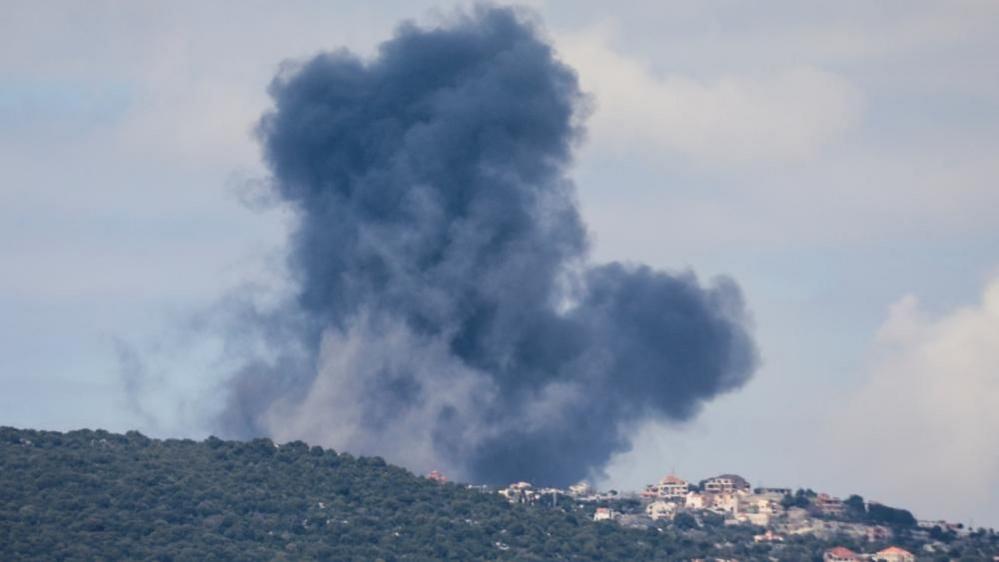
[816,493,847,517]
[642,474,689,501]
[711,492,741,514]
[701,474,751,494]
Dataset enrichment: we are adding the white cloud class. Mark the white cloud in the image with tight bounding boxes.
[830,275,999,525]
[555,27,862,165]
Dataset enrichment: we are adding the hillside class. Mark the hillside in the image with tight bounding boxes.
[0,427,995,561]
[0,427,726,561]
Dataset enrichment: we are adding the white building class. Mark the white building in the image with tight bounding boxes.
[594,507,618,522]
[646,501,677,521]
[499,482,536,504]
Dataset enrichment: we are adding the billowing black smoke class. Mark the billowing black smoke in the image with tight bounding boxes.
[219,6,757,486]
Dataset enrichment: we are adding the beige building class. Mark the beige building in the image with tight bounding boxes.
[874,546,915,562]
[642,474,689,501]
[711,492,741,514]
[685,491,708,509]
[741,494,782,516]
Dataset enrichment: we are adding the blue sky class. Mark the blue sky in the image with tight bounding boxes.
[2,1,998,527]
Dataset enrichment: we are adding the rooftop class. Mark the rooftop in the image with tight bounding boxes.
[826,546,857,557]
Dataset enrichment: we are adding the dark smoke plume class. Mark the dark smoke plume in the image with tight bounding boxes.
[219,6,757,486]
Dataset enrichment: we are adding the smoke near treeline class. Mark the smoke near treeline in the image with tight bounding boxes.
[217,5,758,486]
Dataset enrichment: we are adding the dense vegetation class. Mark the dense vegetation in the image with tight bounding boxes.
[0,427,745,561]
[782,489,917,527]
[1,427,996,561]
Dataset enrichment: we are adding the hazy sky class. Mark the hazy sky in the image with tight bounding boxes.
[2,1,998,527]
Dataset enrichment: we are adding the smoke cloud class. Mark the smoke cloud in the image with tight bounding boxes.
[218,6,758,486]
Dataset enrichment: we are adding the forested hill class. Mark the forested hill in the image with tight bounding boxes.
[10,427,991,562]
[2,427,729,562]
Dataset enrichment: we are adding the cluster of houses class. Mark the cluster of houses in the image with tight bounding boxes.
[633,473,789,527]
[425,469,995,560]
[488,472,926,558]
[423,465,999,562]
[493,472,793,528]
[491,472,862,528]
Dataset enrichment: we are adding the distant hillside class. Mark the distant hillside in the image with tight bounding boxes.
[0,427,724,561]
[1,427,994,561]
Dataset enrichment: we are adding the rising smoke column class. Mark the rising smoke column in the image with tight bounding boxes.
[220,6,758,486]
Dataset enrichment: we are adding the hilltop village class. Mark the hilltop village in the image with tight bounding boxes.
[470,472,992,562]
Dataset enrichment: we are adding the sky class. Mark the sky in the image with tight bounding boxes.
[2,0,998,527]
